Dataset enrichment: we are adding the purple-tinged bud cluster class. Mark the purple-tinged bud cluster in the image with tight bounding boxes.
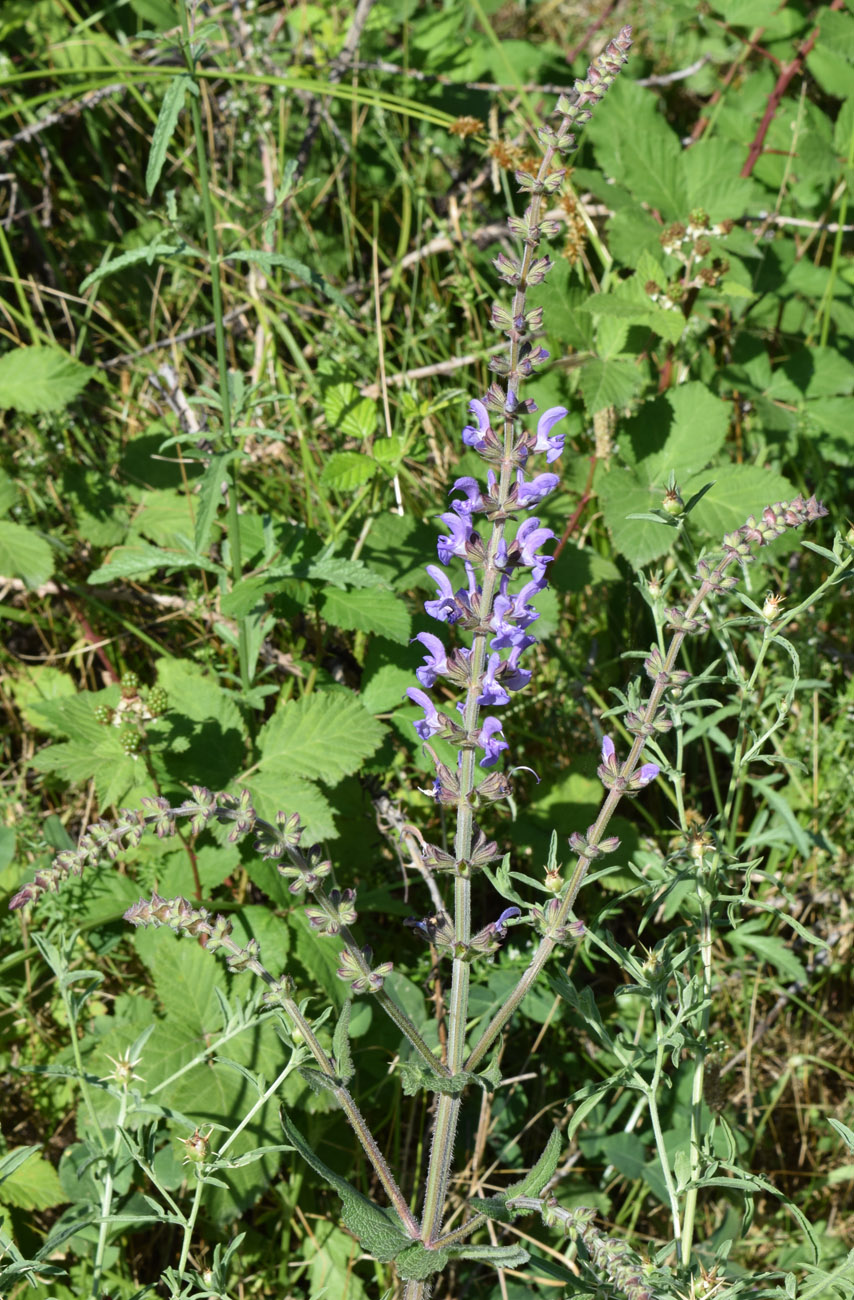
[597,735,659,797]
[405,905,521,963]
[538,1199,654,1300]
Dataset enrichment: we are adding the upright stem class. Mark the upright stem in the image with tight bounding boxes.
[178,1,251,698]
[415,114,564,1252]
[681,879,713,1265]
[89,1086,128,1300]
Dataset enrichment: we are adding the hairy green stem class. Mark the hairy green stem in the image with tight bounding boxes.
[178,0,251,699]
[681,878,713,1265]
[89,1084,128,1300]
[238,950,419,1237]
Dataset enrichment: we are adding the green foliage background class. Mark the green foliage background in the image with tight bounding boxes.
[1,0,853,1296]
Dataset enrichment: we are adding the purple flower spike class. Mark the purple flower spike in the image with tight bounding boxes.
[516,470,559,507]
[532,406,568,462]
[462,398,491,452]
[407,687,443,739]
[516,517,555,568]
[476,716,508,768]
[425,564,459,623]
[414,632,449,687]
[437,512,473,565]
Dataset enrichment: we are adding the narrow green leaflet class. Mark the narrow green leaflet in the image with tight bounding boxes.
[224,250,357,318]
[471,1127,563,1223]
[0,346,94,414]
[332,999,355,1085]
[280,1111,411,1262]
[79,241,186,293]
[87,541,223,582]
[193,452,239,554]
[146,73,198,195]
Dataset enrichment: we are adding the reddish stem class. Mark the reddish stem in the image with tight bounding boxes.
[741,0,844,179]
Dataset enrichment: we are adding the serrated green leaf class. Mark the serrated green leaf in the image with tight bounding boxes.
[320,451,378,491]
[243,770,336,845]
[597,468,675,568]
[583,294,653,321]
[578,357,643,414]
[29,728,142,810]
[155,656,246,790]
[280,1111,410,1261]
[682,138,757,221]
[0,519,54,587]
[300,1220,371,1300]
[257,691,384,785]
[372,435,406,468]
[0,1149,65,1211]
[146,73,196,195]
[807,42,854,98]
[803,397,854,465]
[88,542,222,583]
[80,241,186,293]
[320,585,410,643]
[305,556,388,589]
[0,346,95,414]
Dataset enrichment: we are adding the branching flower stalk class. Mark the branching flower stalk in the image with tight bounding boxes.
[405,30,636,1269]
[121,889,420,1239]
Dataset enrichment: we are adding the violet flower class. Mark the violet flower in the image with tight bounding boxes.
[475,716,508,768]
[461,398,492,453]
[414,632,450,687]
[530,406,569,463]
[407,688,444,740]
[436,512,473,565]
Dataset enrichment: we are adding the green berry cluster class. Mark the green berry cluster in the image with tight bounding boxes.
[146,685,168,717]
[120,727,143,757]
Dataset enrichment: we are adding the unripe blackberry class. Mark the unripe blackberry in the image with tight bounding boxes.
[121,671,140,698]
[121,727,143,757]
[93,704,114,725]
[146,685,168,717]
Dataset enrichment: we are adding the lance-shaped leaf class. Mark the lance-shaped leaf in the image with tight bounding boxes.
[470,1127,563,1224]
[280,1111,410,1262]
